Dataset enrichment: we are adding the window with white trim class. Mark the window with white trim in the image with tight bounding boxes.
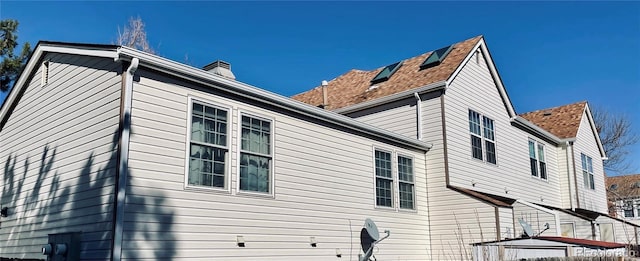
[188,101,229,188]
[560,223,575,238]
[375,150,393,207]
[581,153,594,190]
[469,110,483,160]
[528,139,547,180]
[624,201,635,217]
[239,114,272,193]
[469,109,496,164]
[398,155,415,210]
[483,116,496,164]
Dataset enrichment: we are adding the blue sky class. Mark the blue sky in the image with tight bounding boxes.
[1,1,639,175]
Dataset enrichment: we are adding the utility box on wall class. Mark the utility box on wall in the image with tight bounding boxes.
[42,232,81,261]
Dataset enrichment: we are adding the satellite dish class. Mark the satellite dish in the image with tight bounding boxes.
[359,218,390,261]
[360,218,379,252]
[364,218,380,240]
[518,218,534,238]
[360,229,374,253]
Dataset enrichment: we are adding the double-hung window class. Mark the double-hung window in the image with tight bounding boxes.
[469,109,496,164]
[528,140,547,180]
[375,150,393,207]
[624,201,635,217]
[374,150,416,210]
[581,153,594,190]
[188,102,229,188]
[469,111,483,160]
[398,155,415,210]
[239,114,273,193]
[483,117,496,164]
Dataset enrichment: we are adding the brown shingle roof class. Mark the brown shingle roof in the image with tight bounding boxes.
[519,101,587,139]
[291,36,483,110]
[606,174,640,199]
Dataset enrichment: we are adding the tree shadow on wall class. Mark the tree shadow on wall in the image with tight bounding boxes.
[1,114,176,260]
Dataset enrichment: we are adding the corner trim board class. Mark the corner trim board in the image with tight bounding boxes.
[440,92,450,185]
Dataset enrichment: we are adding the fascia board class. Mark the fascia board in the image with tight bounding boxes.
[333,81,446,114]
[116,47,433,151]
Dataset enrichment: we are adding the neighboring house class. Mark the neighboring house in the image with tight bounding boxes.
[293,35,639,259]
[0,36,634,261]
[606,174,640,224]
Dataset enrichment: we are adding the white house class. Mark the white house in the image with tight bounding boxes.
[0,36,634,261]
[294,35,638,259]
[0,42,432,261]
[606,174,640,225]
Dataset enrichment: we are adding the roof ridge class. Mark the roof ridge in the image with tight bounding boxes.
[520,100,587,116]
[607,173,640,178]
[292,35,483,109]
[370,35,484,72]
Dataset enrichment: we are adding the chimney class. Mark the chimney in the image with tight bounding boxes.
[321,80,329,109]
[203,60,236,80]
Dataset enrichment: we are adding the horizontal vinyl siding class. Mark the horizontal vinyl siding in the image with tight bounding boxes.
[499,207,515,239]
[595,216,638,244]
[574,112,608,213]
[428,189,498,261]
[512,202,557,237]
[124,69,430,260]
[445,50,562,207]
[0,53,121,260]
[347,97,418,139]
[416,95,500,261]
[557,146,575,209]
[557,212,593,240]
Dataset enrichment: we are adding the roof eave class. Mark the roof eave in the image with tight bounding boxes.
[0,41,119,130]
[583,103,607,158]
[511,116,563,144]
[332,80,447,114]
[115,46,433,152]
[446,37,517,118]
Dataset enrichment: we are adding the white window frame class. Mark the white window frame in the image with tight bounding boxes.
[236,110,275,196]
[599,223,615,242]
[483,115,496,164]
[184,97,232,192]
[624,200,635,217]
[397,153,416,210]
[468,109,497,165]
[372,147,418,212]
[560,222,576,238]
[581,153,594,190]
[528,139,548,181]
[374,148,394,209]
[469,110,483,161]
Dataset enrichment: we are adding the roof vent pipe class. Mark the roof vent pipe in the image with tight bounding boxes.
[321,80,329,109]
[203,60,236,80]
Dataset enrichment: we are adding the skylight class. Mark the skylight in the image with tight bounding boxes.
[371,61,402,84]
[421,45,453,69]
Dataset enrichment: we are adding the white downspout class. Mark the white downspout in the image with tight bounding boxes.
[112,57,139,261]
[565,141,575,211]
[414,92,422,140]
